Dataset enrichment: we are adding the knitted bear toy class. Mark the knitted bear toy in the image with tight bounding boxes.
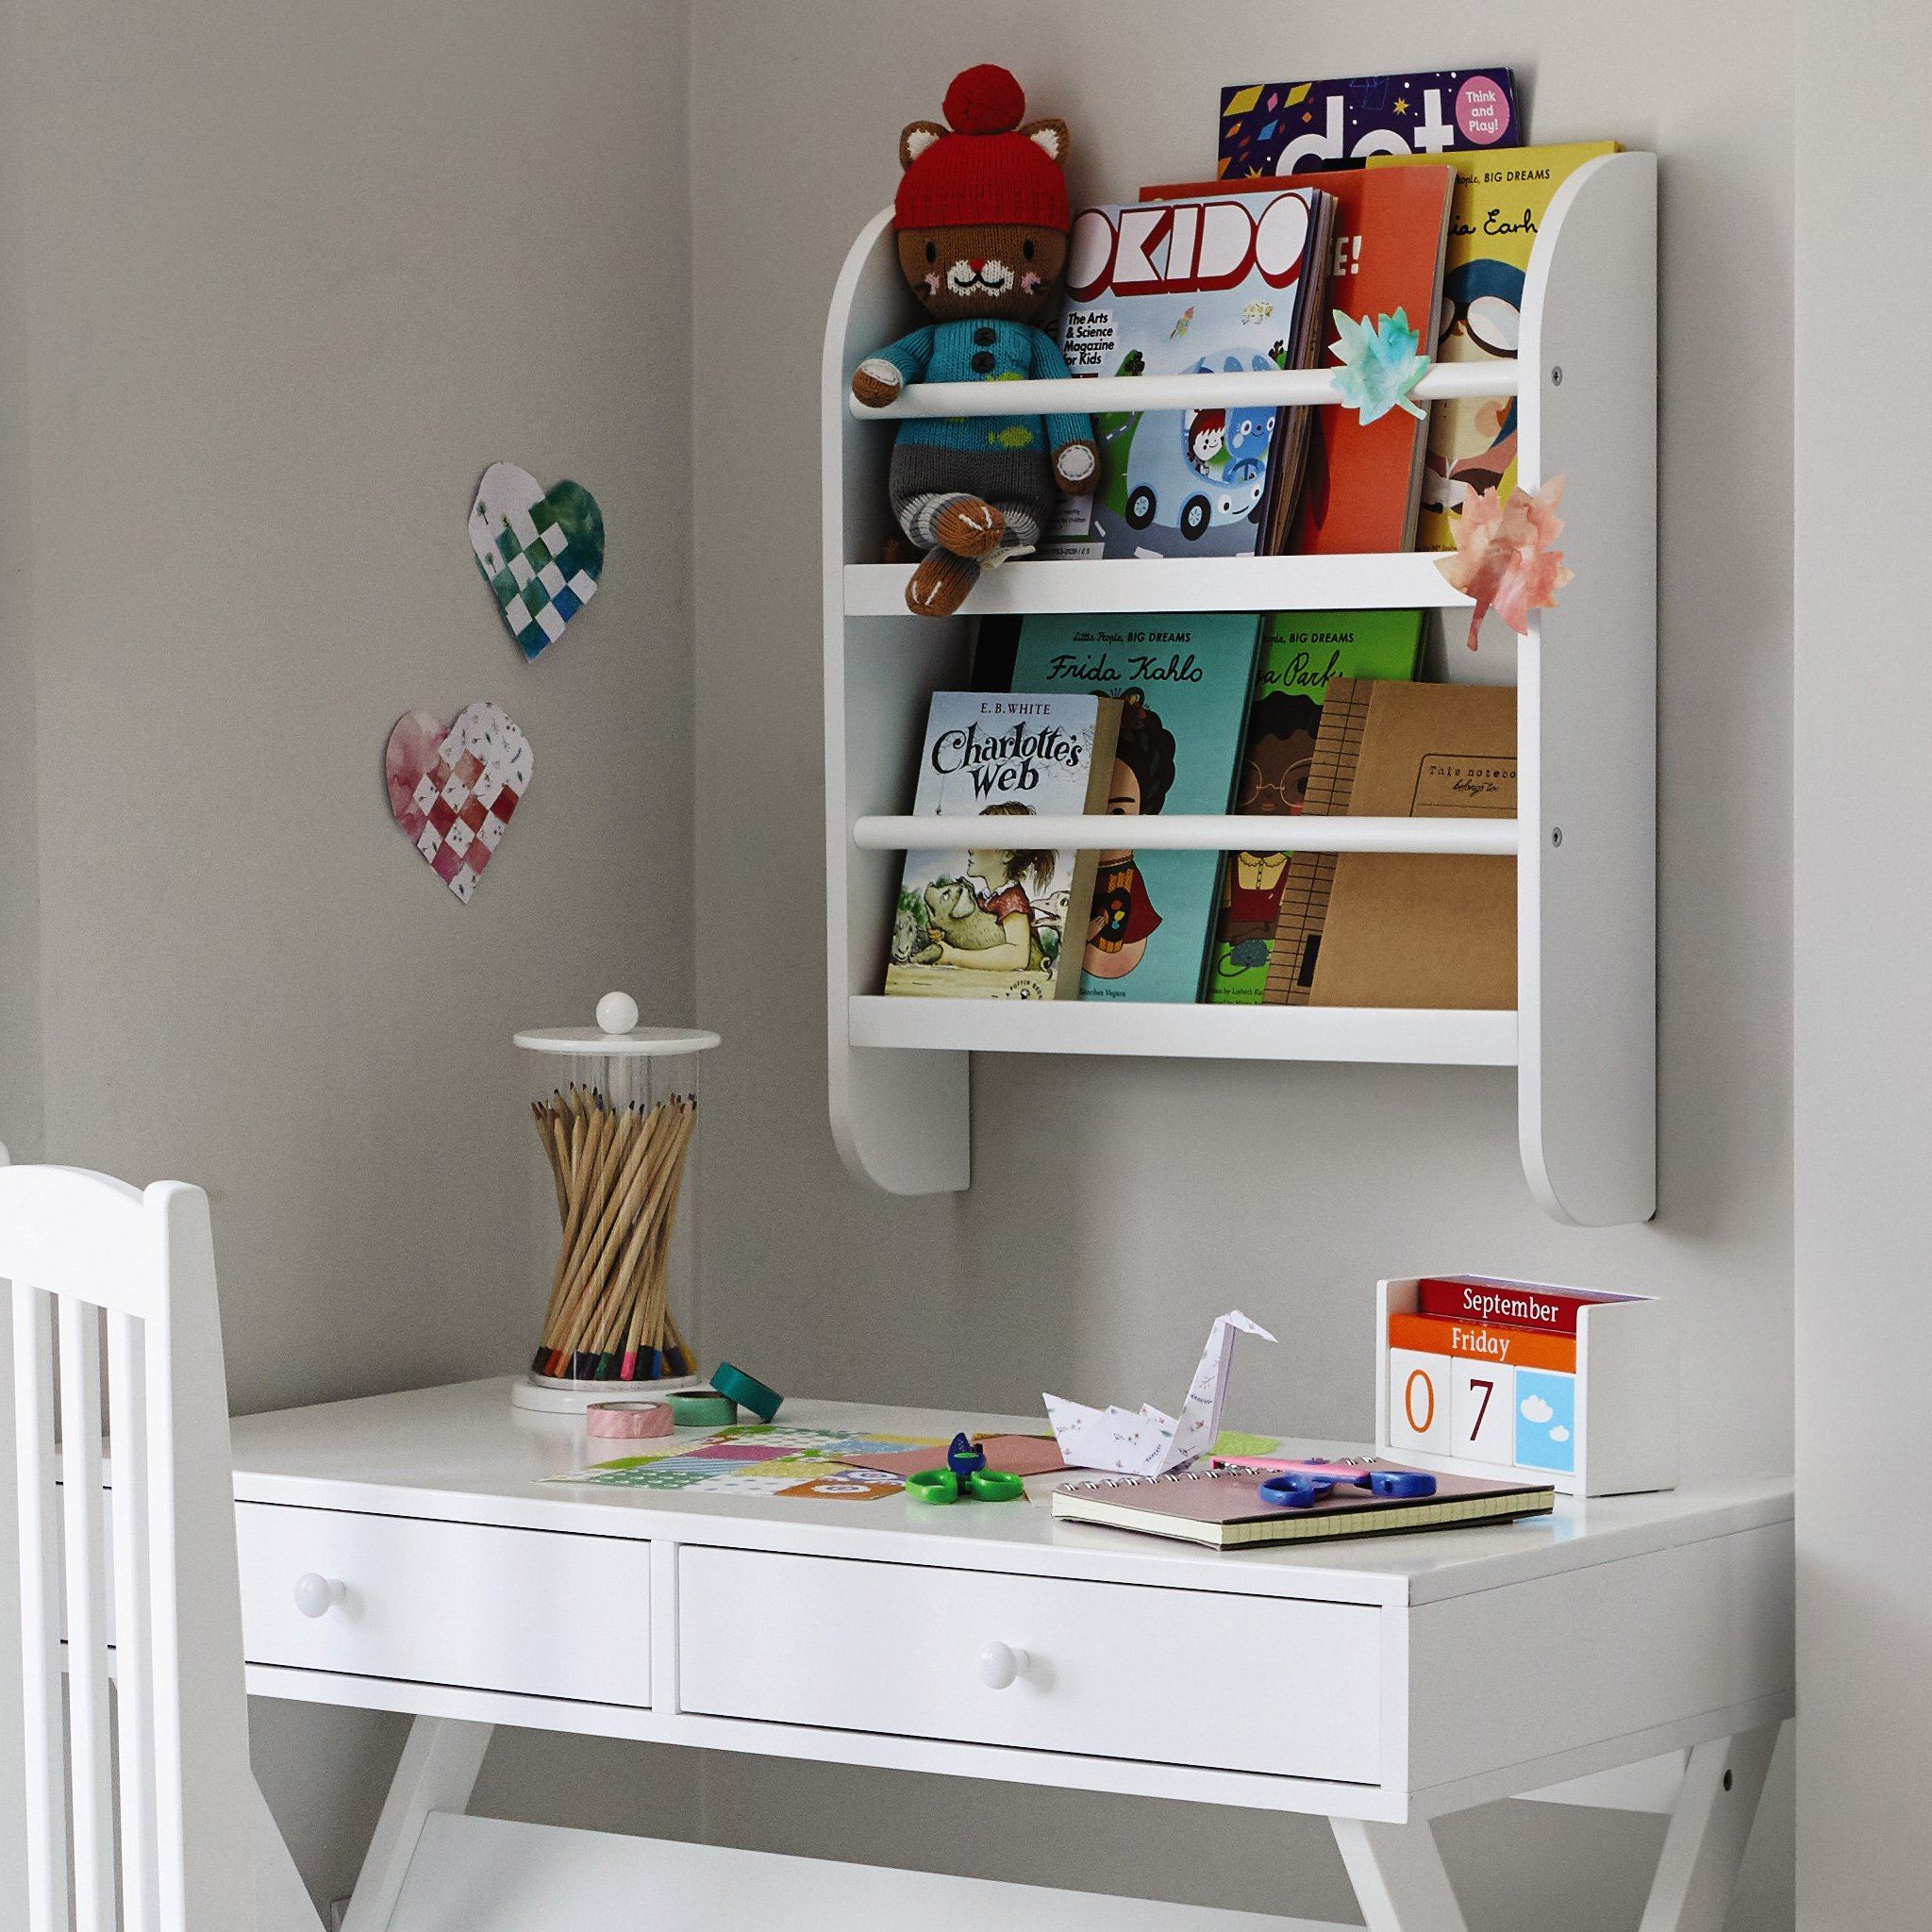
[852,64,1097,618]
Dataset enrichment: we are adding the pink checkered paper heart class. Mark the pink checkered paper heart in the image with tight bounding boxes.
[385,702,534,903]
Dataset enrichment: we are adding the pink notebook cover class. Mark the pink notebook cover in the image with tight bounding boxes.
[1058,1462,1549,1526]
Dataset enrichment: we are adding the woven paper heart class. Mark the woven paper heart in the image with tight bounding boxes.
[469,462,605,660]
[386,702,533,903]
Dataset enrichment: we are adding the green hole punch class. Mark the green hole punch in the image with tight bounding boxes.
[907,1468,961,1505]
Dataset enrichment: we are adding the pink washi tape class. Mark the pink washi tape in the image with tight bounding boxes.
[585,1399,675,1441]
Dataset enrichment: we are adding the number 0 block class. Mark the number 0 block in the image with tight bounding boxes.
[1387,1350,1452,1455]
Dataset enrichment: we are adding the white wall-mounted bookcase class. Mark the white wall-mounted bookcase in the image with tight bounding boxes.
[822,153,1657,1225]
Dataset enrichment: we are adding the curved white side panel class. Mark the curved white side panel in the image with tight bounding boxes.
[823,210,969,1193]
[1515,154,1658,1224]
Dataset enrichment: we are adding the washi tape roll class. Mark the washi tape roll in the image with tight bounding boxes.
[585,1400,675,1441]
[669,1391,738,1427]
[711,1360,783,1423]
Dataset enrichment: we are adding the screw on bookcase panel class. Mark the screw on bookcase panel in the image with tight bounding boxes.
[1551,826,1564,847]
[1552,365,1564,385]
[1724,1769,1734,1791]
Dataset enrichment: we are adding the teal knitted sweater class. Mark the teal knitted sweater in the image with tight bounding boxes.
[870,318,1091,458]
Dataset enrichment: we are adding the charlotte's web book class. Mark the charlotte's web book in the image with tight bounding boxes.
[883,692,1121,1003]
[1207,610,1423,1005]
[1217,70,1519,175]
[1368,142,1620,549]
[982,614,1262,1004]
[1040,187,1335,560]
[1141,166,1454,554]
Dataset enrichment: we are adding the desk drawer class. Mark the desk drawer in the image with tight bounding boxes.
[678,1548,1379,1783]
[237,1503,651,1707]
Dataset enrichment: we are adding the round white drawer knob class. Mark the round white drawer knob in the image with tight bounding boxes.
[977,1641,1029,1690]
[292,1574,345,1619]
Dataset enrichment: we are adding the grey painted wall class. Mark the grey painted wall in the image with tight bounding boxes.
[1792,4,1932,1923]
[0,0,704,1907]
[690,5,1793,1927]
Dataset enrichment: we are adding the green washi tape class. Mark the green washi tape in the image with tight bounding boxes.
[669,1392,738,1427]
[711,1360,783,1423]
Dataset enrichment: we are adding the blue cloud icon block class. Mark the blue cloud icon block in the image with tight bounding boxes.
[1514,1369,1576,1474]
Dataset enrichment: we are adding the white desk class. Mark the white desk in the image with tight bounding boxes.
[231,1379,1793,1932]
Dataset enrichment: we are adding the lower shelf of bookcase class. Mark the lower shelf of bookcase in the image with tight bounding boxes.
[846,996,1518,1066]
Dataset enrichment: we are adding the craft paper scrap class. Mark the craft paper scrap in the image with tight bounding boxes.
[469,461,605,661]
[835,1433,1069,1480]
[385,701,532,903]
[544,1425,943,1497]
[1044,1310,1276,1474]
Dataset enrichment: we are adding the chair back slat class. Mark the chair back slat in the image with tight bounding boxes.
[4,1166,258,1932]
[108,1307,160,1932]
[11,1284,70,1932]
[58,1295,117,1932]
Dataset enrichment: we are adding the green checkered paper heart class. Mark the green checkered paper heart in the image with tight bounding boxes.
[469,461,605,660]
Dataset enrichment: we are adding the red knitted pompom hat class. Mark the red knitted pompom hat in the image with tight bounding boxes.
[894,64,1070,234]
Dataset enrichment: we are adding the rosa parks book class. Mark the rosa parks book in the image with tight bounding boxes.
[1206,610,1424,1005]
[883,691,1121,1003]
[982,613,1261,1003]
[1368,142,1620,549]
[1040,186,1334,560]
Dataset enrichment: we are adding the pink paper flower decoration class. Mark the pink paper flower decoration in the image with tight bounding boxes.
[1435,476,1575,651]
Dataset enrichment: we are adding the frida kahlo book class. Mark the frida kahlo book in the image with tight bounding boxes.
[883,691,1121,1003]
[981,613,1262,1005]
[1141,166,1454,554]
[1368,142,1620,549]
[1041,186,1335,560]
[1217,70,1520,176]
[1207,611,1424,1006]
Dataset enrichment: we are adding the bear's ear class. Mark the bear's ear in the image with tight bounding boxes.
[900,121,946,171]
[1020,117,1071,167]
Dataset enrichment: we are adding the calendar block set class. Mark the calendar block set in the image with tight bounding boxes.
[1375,1274,1677,1497]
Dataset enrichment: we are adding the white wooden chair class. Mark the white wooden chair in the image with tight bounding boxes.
[4,1159,320,1931]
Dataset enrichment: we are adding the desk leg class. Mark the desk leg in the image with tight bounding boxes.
[1637,1723,1779,1932]
[341,1717,493,1932]
[1330,1818,1469,1932]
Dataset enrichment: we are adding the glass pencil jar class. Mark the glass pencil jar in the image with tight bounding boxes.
[508,993,720,1413]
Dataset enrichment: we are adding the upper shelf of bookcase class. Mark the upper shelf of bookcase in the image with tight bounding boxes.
[845,552,1472,617]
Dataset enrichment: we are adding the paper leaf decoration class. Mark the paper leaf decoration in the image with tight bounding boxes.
[386,702,533,903]
[1328,307,1429,425]
[469,462,604,661]
[1434,475,1575,651]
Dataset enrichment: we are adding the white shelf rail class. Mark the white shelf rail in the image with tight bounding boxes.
[852,362,1519,421]
[854,814,1518,857]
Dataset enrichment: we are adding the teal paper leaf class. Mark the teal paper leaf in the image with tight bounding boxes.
[1327,307,1430,426]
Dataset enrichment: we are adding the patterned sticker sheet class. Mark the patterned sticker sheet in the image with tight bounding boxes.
[385,702,532,903]
[545,1424,943,1499]
[469,462,604,661]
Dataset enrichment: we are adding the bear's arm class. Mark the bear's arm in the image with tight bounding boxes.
[853,325,938,405]
[1028,328,1098,487]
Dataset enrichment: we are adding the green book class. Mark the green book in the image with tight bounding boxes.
[1205,611,1424,1005]
[996,612,1264,1004]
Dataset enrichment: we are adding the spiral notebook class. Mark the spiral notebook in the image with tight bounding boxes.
[1051,1462,1555,1549]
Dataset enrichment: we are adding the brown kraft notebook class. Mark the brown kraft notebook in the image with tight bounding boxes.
[1307,680,1517,1010]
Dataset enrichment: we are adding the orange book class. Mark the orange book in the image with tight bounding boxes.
[1388,1311,1576,1374]
[1140,165,1454,553]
